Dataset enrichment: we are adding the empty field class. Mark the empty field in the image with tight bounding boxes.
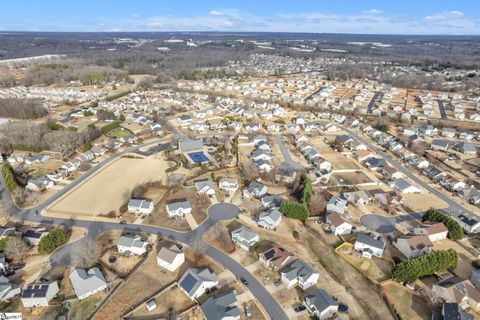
[46,157,170,217]
[329,171,375,186]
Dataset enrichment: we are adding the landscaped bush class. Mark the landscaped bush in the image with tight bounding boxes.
[280,201,309,222]
[422,208,463,240]
[100,121,121,135]
[393,249,458,283]
[1,163,17,190]
[38,228,69,254]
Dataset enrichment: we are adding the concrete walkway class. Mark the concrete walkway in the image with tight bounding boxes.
[185,213,199,230]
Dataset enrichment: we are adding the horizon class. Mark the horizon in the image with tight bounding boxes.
[1,0,480,35]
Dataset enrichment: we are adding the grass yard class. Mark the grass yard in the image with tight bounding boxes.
[108,127,133,139]
[68,293,107,320]
[329,171,374,186]
[129,286,195,318]
[46,157,170,217]
[382,281,431,320]
[100,249,142,277]
[336,242,393,282]
[0,299,62,320]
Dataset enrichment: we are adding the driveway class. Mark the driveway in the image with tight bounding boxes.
[274,134,303,169]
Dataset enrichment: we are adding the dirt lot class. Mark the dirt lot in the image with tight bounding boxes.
[100,249,142,277]
[329,171,375,186]
[1,299,62,320]
[46,157,170,217]
[402,193,448,212]
[382,281,431,320]
[129,286,195,318]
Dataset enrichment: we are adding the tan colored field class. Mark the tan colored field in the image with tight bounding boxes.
[382,281,431,320]
[46,157,170,217]
[402,193,448,211]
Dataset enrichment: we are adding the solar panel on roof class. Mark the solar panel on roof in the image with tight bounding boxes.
[180,273,198,293]
[264,249,275,260]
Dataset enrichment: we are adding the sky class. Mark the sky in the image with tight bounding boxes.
[1,0,480,35]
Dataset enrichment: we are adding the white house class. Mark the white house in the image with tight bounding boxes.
[243,181,267,199]
[178,268,218,300]
[354,233,385,258]
[21,281,59,308]
[195,180,216,197]
[165,200,192,219]
[280,259,319,290]
[304,289,338,320]
[157,244,185,272]
[257,208,282,230]
[128,199,154,214]
[326,195,348,214]
[456,214,480,234]
[218,178,238,193]
[69,267,107,300]
[231,226,260,251]
[389,178,421,194]
[326,213,352,236]
[0,276,21,302]
[117,235,148,256]
[413,223,448,242]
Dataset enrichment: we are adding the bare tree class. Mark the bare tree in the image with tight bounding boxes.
[190,234,207,257]
[5,237,29,261]
[308,191,327,216]
[241,160,259,181]
[72,237,102,268]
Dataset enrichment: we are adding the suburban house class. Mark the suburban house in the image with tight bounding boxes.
[117,235,148,256]
[26,177,54,192]
[165,200,192,219]
[389,178,421,194]
[326,195,348,214]
[280,259,319,290]
[440,302,474,320]
[433,276,480,310]
[343,190,372,206]
[364,157,387,171]
[431,139,451,152]
[218,178,239,193]
[257,208,282,230]
[413,223,448,242]
[23,229,47,246]
[259,245,296,270]
[179,138,204,153]
[394,235,433,258]
[200,290,240,320]
[382,166,403,180]
[460,188,480,205]
[261,195,283,209]
[195,180,216,197]
[242,181,267,199]
[354,233,386,258]
[453,142,477,156]
[127,199,154,215]
[303,288,339,320]
[69,267,108,300]
[275,162,298,184]
[456,215,480,234]
[0,276,21,302]
[157,244,185,272]
[178,268,218,300]
[326,213,353,236]
[21,281,59,307]
[231,226,260,251]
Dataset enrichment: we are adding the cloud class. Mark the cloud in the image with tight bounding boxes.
[131,13,141,18]
[209,10,224,16]
[363,9,383,15]
[425,11,464,21]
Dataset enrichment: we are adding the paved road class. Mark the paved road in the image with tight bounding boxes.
[367,92,382,114]
[436,100,447,119]
[0,148,287,320]
[360,213,423,233]
[340,125,474,218]
[274,134,303,169]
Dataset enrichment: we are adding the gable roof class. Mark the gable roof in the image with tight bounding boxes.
[69,267,106,298]
[305,288,338,313]
[179,268,217,297]
[200,291,240,320]
[356,232,385,250]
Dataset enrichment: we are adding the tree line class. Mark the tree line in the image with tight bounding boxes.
[0,99,48,119]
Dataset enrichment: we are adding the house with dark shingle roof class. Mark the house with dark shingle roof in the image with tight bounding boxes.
[303,288,338,320]
[280,259,319,290]
[178,268,218,300]
[200,290,240,320]
[354,233,385,258]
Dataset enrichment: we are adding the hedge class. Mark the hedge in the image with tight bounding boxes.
[105,90,131,101]
[38,228,69,254]
[280,201,309,222]
[101,121,121,135]
[393,249,458,283]
[422,208,463,240]
[1,163,17,190]
[300,175,312,204]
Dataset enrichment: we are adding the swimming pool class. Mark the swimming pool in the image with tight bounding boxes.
[187,151,209,163]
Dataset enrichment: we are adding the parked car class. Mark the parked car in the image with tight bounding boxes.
[245,304,252,318]
[294,305,306,313]
[239,277,249,286]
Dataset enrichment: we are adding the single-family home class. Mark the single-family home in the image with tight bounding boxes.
[195,180,216,197]
[259,245,296,270]
[165,200,192,219]
[413,223,448,242]
[128,199,154,214]
[280,259,319,290]
[326,195,348,215]
[382,166,403,180]
[257,208,282,230]
[303,289,338,320]
[433,276,480,310]
[460,188,480,205]
[326,213,352,236]
[440,302,474,320]
[178,268,218,300]
[354,233,386,258]
[394,235,433,258]
[365,157,387,171]
[231,226,260,251]
[0,276,21,302]
[389,178,421,194]
[343,190,372,206]
[431,140,451,152]
[69,267,108,300]
[117,235,148,256]
[453,142,477,156]
[456,215,480,234]
[243,181,267,199]
[21,281,59,307]
[23,229,47,246]
[157,244,185,272]
[218,178,238,194]
[200,290,240,320]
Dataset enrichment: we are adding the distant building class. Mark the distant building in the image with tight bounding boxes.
[127,199,154,214]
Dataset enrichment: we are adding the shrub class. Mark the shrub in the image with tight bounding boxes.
[83,142,92,152]
[1,163,17,190]
[392,249,458,283]
[422,208,463,240]
[106,90,130,101]
[300,175,312,204]
[101,121,121,135]
[292,231,300,239]
[46,120,62,130]
[38,228,69,254]
[280,201,309,222]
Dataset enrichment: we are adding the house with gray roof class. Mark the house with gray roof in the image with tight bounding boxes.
[280,259,319,290]
[165,200,192,219]
[242,181,267,199]
[431,140,451,152]
[128,199,154,214]
[453,142,477,156]
[389,178,421,194]
[326,195,348,215]
[69,267,107,300]
[178,268,218,300]
[303,288,338,320]
[460,188,480,205]
[0,276,20,302]
[456,214,480,234]
[117,235,148,256]
[21,281,59,307]
[260,195,283,209]
[257,208,282,230]
[231,226,259,251]
[200,290,240,320]
[179,138,203,153]
[195,180,215,196]
[354,233,386,258]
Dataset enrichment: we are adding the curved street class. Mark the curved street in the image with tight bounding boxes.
[0,141,288,320]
